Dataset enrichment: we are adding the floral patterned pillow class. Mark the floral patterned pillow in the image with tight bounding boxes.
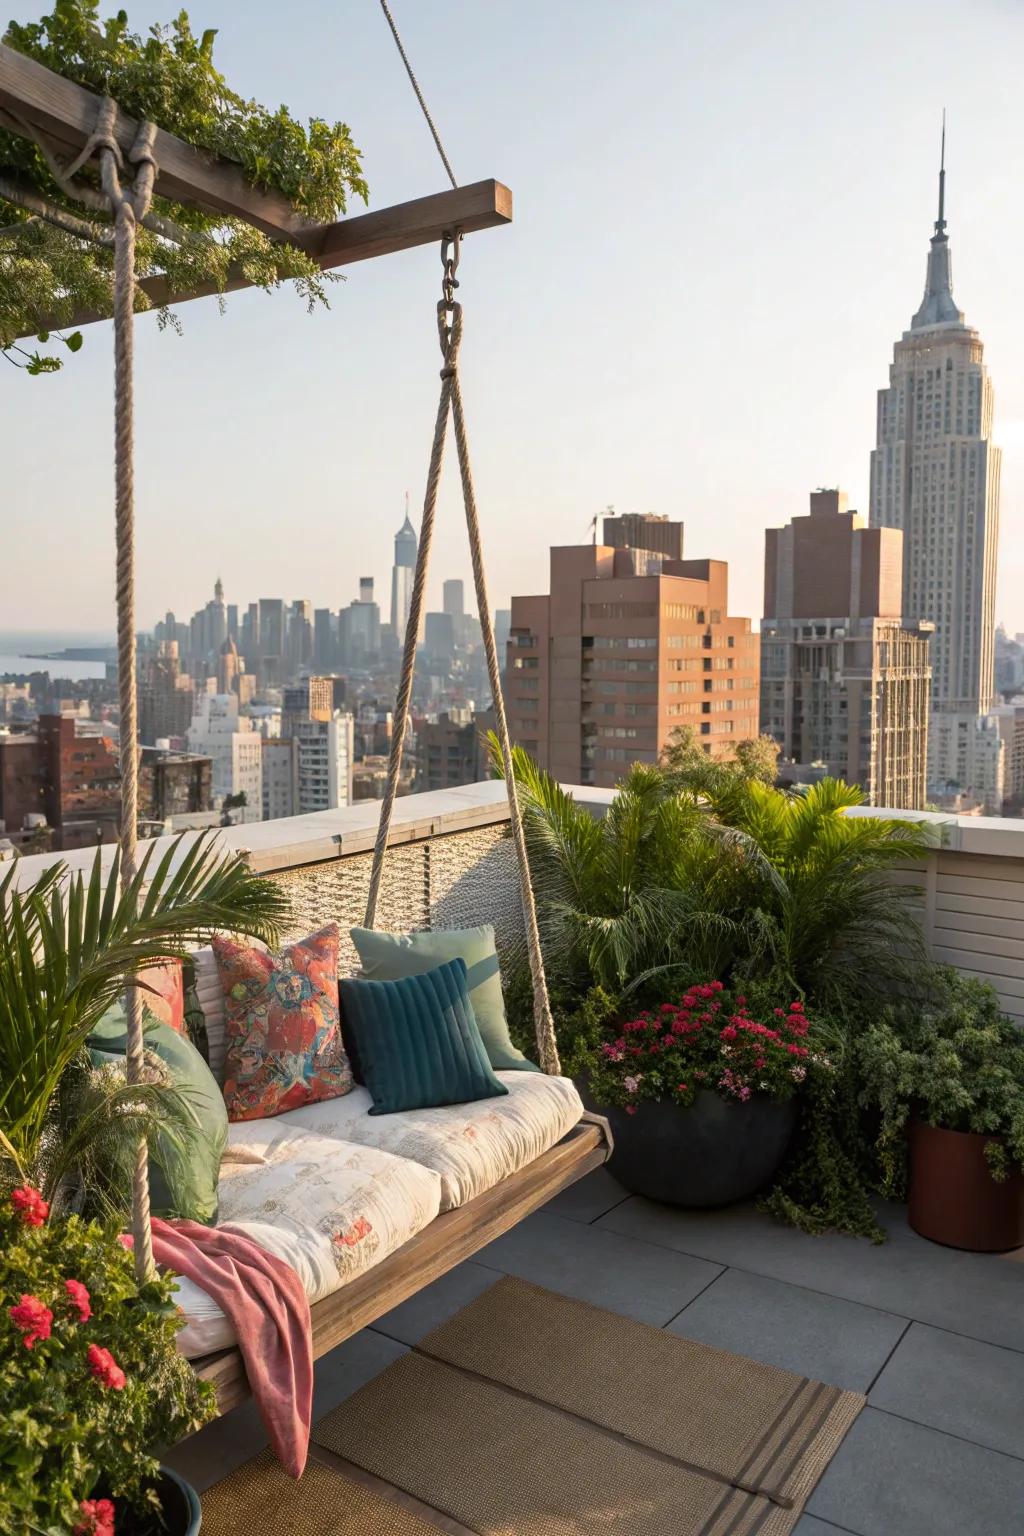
[213,924,354,1123]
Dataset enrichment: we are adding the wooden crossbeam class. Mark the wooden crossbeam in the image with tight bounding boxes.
[18,180,513,334]
[1,44,513,335]
[0,41,311,237]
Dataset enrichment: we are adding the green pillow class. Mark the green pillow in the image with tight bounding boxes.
[350,924,539,1073]
[339,958,508,1116]
[88,1013,226,1225]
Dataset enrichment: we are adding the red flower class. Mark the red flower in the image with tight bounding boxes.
[9,1294,53,1349]
[677,1082,688,1092]
[74,1498,116,1536]
[10,1185,49,1226]
[625,1105,638,1116]
[87,1343,126,1390]
[65,1278,92,1323]
[735,995,747,1007]
[789,1000,804,1013]
[720,1026,738,1042]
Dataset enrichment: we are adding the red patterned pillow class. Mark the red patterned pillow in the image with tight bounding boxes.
[213,924,353,1122]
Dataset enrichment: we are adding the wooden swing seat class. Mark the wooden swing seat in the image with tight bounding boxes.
[192,1117,610,1415]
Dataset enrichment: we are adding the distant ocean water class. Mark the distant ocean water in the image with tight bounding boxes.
[0,633,111,682]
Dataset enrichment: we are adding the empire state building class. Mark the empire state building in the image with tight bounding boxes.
[869,135,1002,801]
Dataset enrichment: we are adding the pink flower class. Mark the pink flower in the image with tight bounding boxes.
[677,1082,688,1092]
[87,1343,126,1390]
[720,1026,738,1042]
[117,1233,133,1250]
[9,1294,53,1349]
[623,1075,642,1095]
[735,995,748,1008]
[65,1279,92,1323]
[74,1498,116,1536]
[789,1000,804,1013]
[10,1186,49,1227]
[625,1105,638,1116]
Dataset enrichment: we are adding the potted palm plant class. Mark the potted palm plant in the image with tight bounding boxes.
[0,832,284,1206]
[0,834,284,1531]
[857,969,1024,1251]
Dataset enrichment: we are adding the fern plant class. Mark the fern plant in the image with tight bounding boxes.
[0,832,285,1200]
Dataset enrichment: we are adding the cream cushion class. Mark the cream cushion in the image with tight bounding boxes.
[174,1120,442,1359]
[278,1071,585,1212]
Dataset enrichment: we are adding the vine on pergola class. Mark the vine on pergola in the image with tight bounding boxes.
[0,0,368,370]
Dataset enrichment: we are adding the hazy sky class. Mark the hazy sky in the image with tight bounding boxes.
[4,0,1024,637]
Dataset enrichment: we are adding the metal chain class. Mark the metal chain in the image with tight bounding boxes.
[378,0,458,189]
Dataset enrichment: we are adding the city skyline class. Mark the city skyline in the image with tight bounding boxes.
[4,2,1024,639]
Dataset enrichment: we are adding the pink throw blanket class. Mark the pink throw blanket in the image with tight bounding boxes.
[149,1218,313,1477]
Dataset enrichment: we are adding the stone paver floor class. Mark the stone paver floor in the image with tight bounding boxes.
[168,1167,1024,1535]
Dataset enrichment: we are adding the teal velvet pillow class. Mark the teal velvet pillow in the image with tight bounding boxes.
[339,957,509,1116]
[349,924,539,1073]
[88,1013,227,1224]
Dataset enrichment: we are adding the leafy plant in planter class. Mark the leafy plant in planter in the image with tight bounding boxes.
[855,968,1024,1249]
[0,832,285,1204]
[1,0,369,371]
[585,981,836,1207]
[0,1183,213,1534]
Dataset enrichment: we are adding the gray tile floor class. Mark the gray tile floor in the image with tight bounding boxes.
[167,1167,1024,1535]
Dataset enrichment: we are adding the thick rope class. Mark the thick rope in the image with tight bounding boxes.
[98,111,158,1285]
[364,293,561,1075]
[364,303,456,927]
[449,341,561,1075]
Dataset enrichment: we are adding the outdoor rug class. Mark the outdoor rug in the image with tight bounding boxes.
[198,1447,454,1535]
[307,1275,864,1535]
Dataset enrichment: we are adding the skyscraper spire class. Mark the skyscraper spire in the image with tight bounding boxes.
[936,109,947,233]
[911,113,962,330]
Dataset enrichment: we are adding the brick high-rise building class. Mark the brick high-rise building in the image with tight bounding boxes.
[506,544,758,787]
[0,716,120,849]
[760,490,932,808]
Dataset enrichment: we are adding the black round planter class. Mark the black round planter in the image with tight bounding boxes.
[600,1088,797,1207]
[105,1469,201,1535]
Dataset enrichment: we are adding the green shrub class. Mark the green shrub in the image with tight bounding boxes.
[0,1186,214,1534]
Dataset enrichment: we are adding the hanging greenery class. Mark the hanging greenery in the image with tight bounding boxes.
[0,1,369,370]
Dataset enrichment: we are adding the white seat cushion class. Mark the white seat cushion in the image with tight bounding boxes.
[174,1121,441,1358]
[278,1072,585,1211]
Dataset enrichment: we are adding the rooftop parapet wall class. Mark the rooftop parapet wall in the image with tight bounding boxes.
[9,783,1024,1022]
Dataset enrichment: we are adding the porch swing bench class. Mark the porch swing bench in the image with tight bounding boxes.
[0,35,611,1416]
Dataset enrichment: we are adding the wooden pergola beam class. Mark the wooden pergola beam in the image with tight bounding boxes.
[1,43,513,335]
[0,41,315,237]
[19,179,513,334]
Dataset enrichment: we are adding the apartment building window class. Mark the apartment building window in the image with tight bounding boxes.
[667,634,701,649]
[513,656,539,670]
[667,680,697,694]
[592,636,657,650]
[586,602,657,619]
[662,604,703,621]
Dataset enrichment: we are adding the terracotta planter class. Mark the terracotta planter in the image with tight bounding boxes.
[908,1119,1024,1252]
[598,1088,797,1208]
